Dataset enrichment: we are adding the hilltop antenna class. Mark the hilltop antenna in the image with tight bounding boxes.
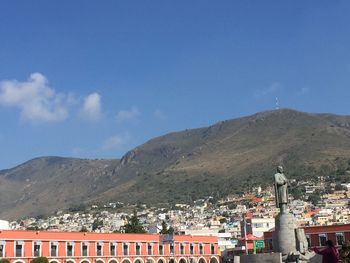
[275,97,279,110]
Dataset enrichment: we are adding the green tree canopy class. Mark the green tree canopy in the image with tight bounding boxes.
[124,210,146,233]
[159,220,175,234]
[0,259,11,263]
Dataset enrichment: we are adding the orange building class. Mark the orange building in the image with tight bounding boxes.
[0,230,219,263]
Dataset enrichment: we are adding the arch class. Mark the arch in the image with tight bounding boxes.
[189,258,196,263]
[157,258,166,263]
[121,259,132,263]
[198,257,206,263]
[95,259,105,263]
[49,260,61,263]
[168,259,176,263]
[178,258,187,263]
[108,259,119,263]
[209,257,218,263]
[134,258,144,263]
[66,260,76,263]
[14,261,26,263]
[146,258,155,263]
[80,260,91,263]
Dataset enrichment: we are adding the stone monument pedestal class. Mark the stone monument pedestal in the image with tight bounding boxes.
[273,213,297,255]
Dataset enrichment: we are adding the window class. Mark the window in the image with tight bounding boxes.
[170,243,174,254]
[319,234,327,247]
[123,243,129,255]
[15,241,24,257]
[0,241,5,257]
[159,244,164,255]
[33,241,42,257]
[336,233,345,246]
[96,242,103,256]
[110,242,116,256]
[148,243,153,255]
[180,244,184,255]
[211,244,215,255]
[82,242,89,257]
[136,243,141,255]
[199,244,204,254]
[50,241,58,257]
[305,235,311,248]
[190,243,194,254]
[67,242,74,257]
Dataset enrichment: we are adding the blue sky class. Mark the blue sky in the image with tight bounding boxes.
[1,1,350,169]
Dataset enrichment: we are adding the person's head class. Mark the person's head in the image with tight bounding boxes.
[277,166,284,173]
[325,240,334,247]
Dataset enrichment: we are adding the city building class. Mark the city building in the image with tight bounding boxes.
[264,223,350,251]
[241,217,275,238]
[0,230,219,263]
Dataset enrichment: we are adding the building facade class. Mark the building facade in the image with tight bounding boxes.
[0,231,219,263]
[264,224,350,252]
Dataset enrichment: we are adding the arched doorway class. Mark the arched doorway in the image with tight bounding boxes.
[157,259,166,263]
[198,258,206,263]
[122,259,132,263]
[109,260,118,263]
[209,258,218,263]
[179,258,187,263]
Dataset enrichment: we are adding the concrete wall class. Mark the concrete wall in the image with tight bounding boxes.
[309,254,322,263]
[234,253,281,263]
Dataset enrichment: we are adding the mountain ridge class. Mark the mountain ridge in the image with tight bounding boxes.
[1,108,350,220]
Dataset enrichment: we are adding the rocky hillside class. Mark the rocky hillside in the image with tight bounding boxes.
[1,109,350,219]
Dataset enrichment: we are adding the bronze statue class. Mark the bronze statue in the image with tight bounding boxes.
[274,166,288,213]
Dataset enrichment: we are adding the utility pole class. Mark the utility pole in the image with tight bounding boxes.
[243,214,248,254]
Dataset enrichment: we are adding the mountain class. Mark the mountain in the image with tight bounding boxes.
[1,109,350,219]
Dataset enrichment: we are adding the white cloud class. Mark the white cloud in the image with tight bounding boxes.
[153,109,166,120]
[101,134,129,151]
[80,92,102,121]
[116,106,140,123]
[254,82,281,99]
[0,73,69,122]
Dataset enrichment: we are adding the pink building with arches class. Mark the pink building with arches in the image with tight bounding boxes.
[0,230,219,263]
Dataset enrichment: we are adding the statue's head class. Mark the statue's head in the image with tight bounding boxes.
[277,166,284,173]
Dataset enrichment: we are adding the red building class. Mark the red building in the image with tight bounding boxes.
[263,224,350,252]
[0,230,219,263]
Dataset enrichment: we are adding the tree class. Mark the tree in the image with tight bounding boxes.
[159,220,175,234]
[341,241,350,262]
[80,226,88,232]
[308,193,321,206]
[31,257,49,263]
[335,183,346,191]
[160,220,169,234]
[124,210,146,233]
[0,259,10,263]
[92,219,103,231]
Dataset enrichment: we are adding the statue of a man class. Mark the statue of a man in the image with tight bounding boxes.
[274,166,289,213]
